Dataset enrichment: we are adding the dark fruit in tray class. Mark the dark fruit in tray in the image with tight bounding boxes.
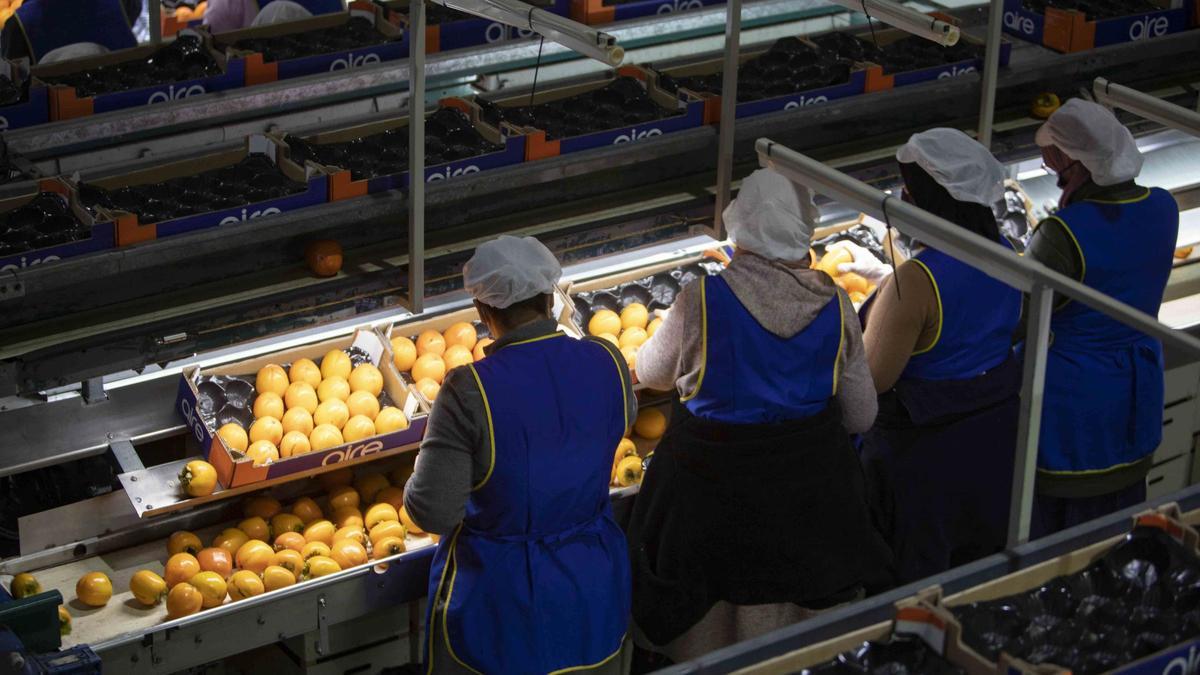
[658,36,853,104]
[812,31,980,75]
[798,634,965,674]
[953,526,1200,674]
[0,192,89,256]
[78,155,306,224]
[285,107,501,180]
[1021,0,1161,20]
[42,35,221,98]
[476,76,681,141]
[0,74,23,107]
[223,17,393,64]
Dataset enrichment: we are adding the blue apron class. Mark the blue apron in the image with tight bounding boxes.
[256,0,346,15]
[684,274,843,424]
[1031,188,1178,476]
[15,0,137,63]
[424,333,630,675]
[860,245,1022,584]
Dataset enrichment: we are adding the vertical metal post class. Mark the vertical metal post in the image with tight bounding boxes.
[407,0,426,314]
[711,0,741,238]
[149,0,163,44]
[1009,283,1053,547]
[976,0,1004,148]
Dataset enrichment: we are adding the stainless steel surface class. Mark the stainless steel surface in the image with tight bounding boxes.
[409,0,427,316]
[711,0,742,238]
[976,0,1003,148]
[756,138,1200,358]
[1010,283,1052,547]
[1096,77,1200,140]
[2,375,183,478]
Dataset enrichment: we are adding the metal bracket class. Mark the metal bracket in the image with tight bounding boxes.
[109,438,144,475]
[0,271,24,300]
[81,377,107,405]
[315,596,330,657]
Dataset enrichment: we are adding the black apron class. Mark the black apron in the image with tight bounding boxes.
[626,399,893,646]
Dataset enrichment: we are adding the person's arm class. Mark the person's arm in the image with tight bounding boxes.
[634,282,698,393]
[861,262,938,393]
[1025,216,1084,311]
[202,0,252,33]
[123,0,144,28]
[403,367,484,535]
[584,336,638,433]
[834,287,878,434]
[1,17,30,62]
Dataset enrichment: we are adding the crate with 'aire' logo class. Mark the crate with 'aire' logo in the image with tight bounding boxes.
[465,66,705,162]
[272,98,525,202]
[31,30,244,121]
[0,179,116,274]
[1001,0,1195,53]
[175,328,430,488]
[213,2,405,86]
[67,134,327,247]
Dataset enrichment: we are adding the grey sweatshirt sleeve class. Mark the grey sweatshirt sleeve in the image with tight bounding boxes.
[634,282,702,395]
[403,366,487,536]
[835,288,878,434]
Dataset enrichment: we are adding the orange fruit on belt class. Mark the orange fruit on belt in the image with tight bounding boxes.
[166,583,203,619]
[165,553,201,589]
[306,240,343,278]
[76,572,112,607]
[129,570,167,606]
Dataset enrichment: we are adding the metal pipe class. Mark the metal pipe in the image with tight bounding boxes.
[821,0,959,45]
[976,0,1004,148]
[408,0,426,315]
[755,138,1200,359]
[1094,78,1200,139]
[432,0,624,65]
[711,0,742,238]
[1009,283,1052,546]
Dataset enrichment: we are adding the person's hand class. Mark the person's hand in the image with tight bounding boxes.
[827,240,893,283]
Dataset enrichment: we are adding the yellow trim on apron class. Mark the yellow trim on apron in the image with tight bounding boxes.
[680,277,707,402]
[1036,455,1150,477]
[548,635,627,674]
[832,290,846,396]
[13,14,37,63]
[426,523,475,675]
[466,364,496,492]
[586,337,631,430]
[1084,188,1151,205]
[1044,215,1087,284]
[909,259,942,356]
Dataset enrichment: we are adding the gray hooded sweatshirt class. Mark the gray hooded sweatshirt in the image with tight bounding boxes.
[636,251,877,433]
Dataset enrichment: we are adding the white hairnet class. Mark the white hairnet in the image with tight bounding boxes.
[896,128,1006,206]
[1035,98,1143,186]
[463,235,562,309]
[41,43,109,65]
[722,168,817,262]
[252,1,315,26]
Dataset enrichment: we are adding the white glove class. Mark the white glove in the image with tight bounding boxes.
[827,240,893,283]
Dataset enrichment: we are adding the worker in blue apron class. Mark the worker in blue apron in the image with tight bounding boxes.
[404,236,635,674]
[1023,99,1179,536]
[630,168,890,662]
[4,0,138,64]
[835,129,1023,584]
[203,0,343,33]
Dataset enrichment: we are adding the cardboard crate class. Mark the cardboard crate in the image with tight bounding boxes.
[176,328,430,488]
[273,98,525,202]
[214,2,405,86]
[837,17,1012,92]
[32,30,245,121]
[569,0,724,26]
[381,0,570,53]
[0,178,116,273]
[927,507,1200,674]
[1002,0,1194,52]
[470,66,705,161]
[0,60,49,132]
[73,135,328,246]
[647,41,868,125]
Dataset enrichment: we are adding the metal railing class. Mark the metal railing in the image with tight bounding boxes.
[756,137,1200,545]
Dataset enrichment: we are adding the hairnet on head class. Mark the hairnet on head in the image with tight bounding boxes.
[463,235,562,309]
[896,128,1006,207]
[722,168,817,262]
[252,1,315,26]
[1035,99,1143,186]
